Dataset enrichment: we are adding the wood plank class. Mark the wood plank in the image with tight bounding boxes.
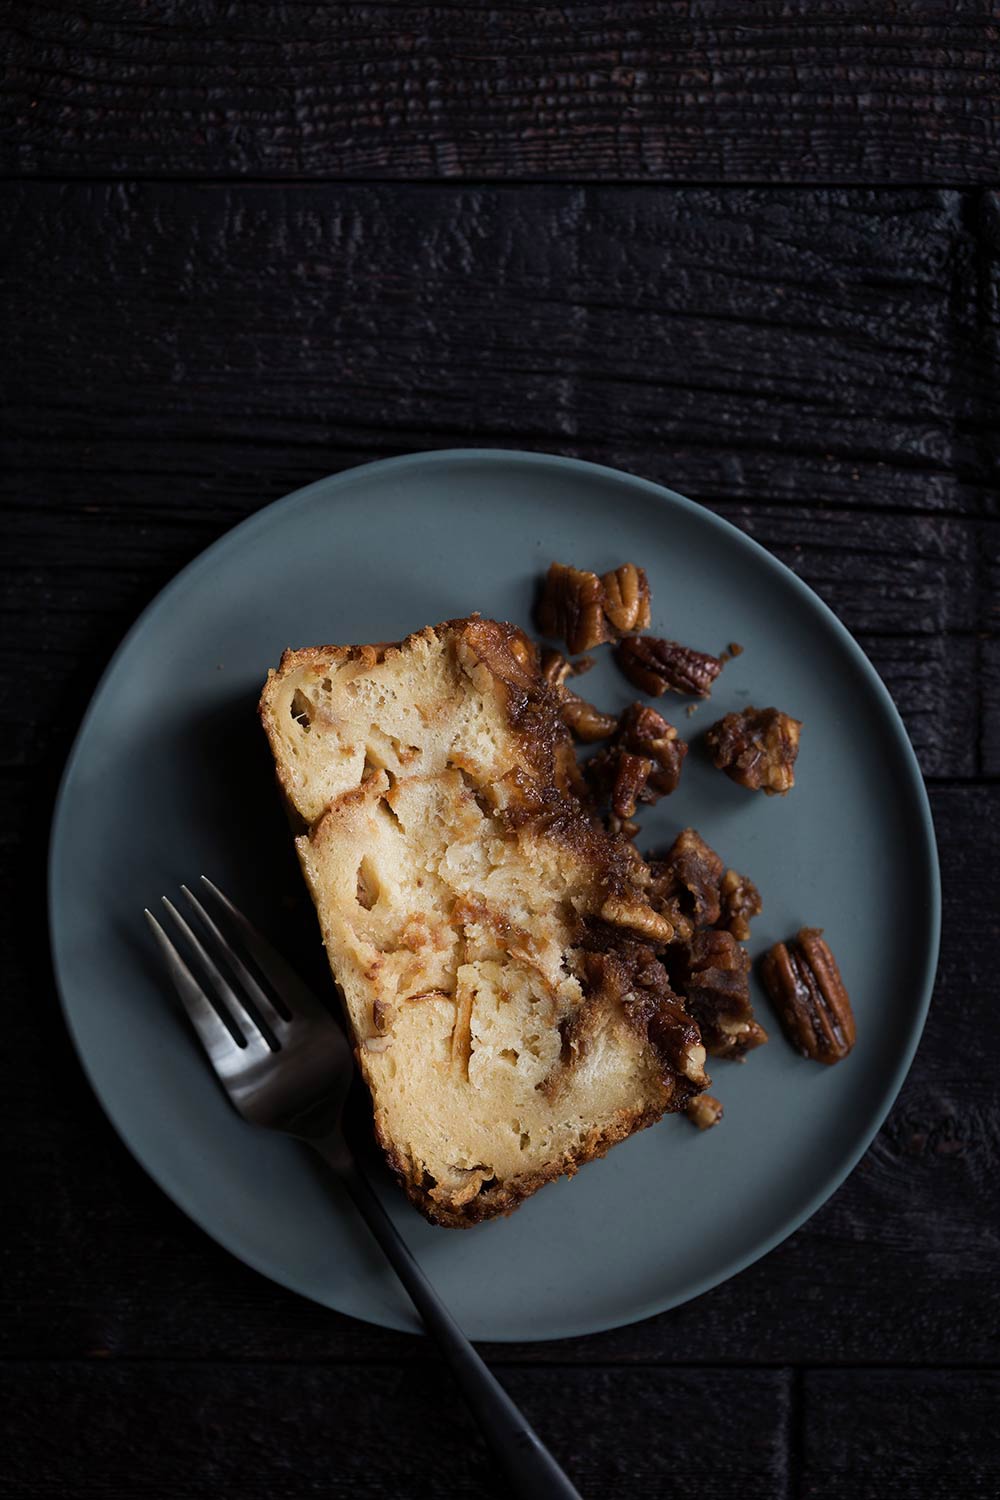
[2,3,996,182]
[3,183,992,519]
[803,1370,1000,1498]
[0,1361,791,1499]
[984,639,1000,777]
[1,786,995,1367]
[983,526,1000,775]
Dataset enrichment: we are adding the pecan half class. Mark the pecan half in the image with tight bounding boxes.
[647,827,724,942]
[600,563,651,634]
[684,1094,724,1130]
[759,928,855,1064]
[675,928,768,1060]
[615,635,723,697]
[705,705,802,796]
[536,561,651,654]
[536,563,608,653]
[718,867,762,942]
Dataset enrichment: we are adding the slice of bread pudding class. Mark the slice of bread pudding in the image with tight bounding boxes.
[260,617,708,1226]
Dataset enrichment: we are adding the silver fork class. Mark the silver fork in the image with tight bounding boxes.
[146,878,583,1500]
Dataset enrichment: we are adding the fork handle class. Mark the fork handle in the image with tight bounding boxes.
[318,1144,584,1500]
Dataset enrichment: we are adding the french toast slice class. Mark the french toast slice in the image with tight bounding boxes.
[260,617,708,1226]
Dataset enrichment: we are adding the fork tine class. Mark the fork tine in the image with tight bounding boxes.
[160,897,274,1055]
[145,909,245,1066]
[198,876,324,1018]
[180,883,289,1033]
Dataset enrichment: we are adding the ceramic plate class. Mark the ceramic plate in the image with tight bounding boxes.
[49,451,939,1340]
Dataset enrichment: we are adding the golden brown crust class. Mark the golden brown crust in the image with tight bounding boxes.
[376,1100,667,1228]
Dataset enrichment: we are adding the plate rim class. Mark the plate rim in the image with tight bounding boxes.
[48,447,942,1340]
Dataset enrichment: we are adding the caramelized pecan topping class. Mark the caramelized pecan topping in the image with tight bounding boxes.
[600,564,652,634]
[705,705,802,796]
[759,928,855,1064]
[580,949,708,1098]
[540,648,592,691]
[618,704,687,797]
[540,648,617,742]
[685,1094,724,1130]
[647,827,724,942]
[585,703,688,820]
[674,929,767,1061]
[599,750,655,819]
[536,561,651,654]
[599,895,674,945]
[536,563,606,654]
[621,969,709,1092]
[718,867,762,942]
[560,695,620,743]
[633,991,709,1093]
[615,635,723,698]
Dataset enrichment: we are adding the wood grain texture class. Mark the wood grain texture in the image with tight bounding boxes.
[803,1370,1000,1498]
[0,1361,791,1499]
[983,525,1000,774]
[3,2,998,183]
[5,183,996,518]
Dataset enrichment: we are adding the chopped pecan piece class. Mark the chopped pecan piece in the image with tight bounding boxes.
[675,928,767,1060]
[623,983,709,1092]
[536,561,650,654]
[585,703,688,818]
[760,928,855,1064]
[372,996,393,1034]
[606,814,641,840]
[540,648,617,742]
[705,705,802,796]
[540,648,592,691]
[599,895,674,945]
[561,695,619,743]
[685,1094,724,1130]
[596,750,655,819]
[615,635,723,698]
[647,828,724,942]
[639,994,709,1093]
[617,703,687,797]
[718,867,762,942]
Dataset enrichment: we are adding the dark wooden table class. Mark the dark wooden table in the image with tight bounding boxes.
[3,6,998,1497]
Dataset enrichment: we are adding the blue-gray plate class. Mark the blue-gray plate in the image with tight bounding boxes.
[49,450,939,1341]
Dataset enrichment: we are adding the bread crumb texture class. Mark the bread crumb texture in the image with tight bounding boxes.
[260,619,706,1226]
